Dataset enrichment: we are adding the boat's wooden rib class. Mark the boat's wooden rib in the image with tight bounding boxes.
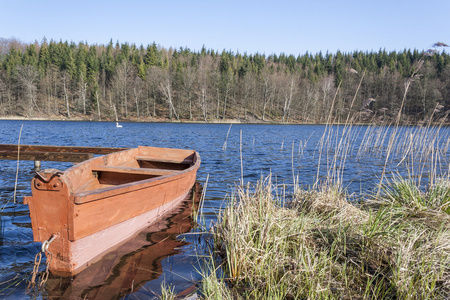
[91,165,179,176]
[24,145,200,275]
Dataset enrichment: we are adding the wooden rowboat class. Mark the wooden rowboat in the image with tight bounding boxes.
[23,146,200,276]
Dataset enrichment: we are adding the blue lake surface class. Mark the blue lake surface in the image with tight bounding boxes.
[0,120,449,298]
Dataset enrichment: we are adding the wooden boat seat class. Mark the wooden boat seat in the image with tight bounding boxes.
[135,156,193,165]
[91,165,180,176]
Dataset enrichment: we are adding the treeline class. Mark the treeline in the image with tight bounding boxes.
[0,37,449,123]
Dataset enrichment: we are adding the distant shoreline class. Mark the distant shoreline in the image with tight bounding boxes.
[0,115,447,127]
[0,115,250,124]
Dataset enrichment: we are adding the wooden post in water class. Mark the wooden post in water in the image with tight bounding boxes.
[34,160,41,171]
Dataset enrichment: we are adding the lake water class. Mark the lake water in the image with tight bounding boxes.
[0,120,449,299]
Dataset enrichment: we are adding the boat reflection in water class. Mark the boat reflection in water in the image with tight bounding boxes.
[44,182,202,299]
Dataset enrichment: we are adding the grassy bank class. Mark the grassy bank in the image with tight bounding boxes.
[197,116,450,299]
[200,176,450,299]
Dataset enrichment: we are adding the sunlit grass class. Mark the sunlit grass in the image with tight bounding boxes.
[201,175,450,299]
[159,282,176,300]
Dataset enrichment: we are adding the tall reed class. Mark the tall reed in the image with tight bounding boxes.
[13,124,24,204]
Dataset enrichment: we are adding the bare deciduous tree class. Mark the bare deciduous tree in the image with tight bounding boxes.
[159,69,179,121]
[145,66,161,118]
[181,64,196,120]
[0,74,12,115]
[261,71,275,121]
[79,72,87,115]
[114,60,133,117]
[132,75,144,121]
[17,65,40,116]
[282,75,297,123]
[320,75,334,120]
[238,72,256,121]
[196,56,213,122]
[61,71,70,119]
[94,90,101,120]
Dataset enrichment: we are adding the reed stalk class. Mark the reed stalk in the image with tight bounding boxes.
[345,70,366,125]
[194,174,209,227]
[222,124,232,151]
[240,130,243,185]
[13,124,24,204]
[377,60,425,196]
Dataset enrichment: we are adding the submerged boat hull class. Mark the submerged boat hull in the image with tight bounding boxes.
[24,146,200,275]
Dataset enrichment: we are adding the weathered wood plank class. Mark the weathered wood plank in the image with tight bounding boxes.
[0,144,128,162]
[92,165,178,176]
[0,144,128,155]
[0,151,93,162]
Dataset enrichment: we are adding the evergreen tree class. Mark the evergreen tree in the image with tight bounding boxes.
[86,45,99,85]
[144,42,160,67]
[137,58,146,80]
[23,44,38,67]
[4,47,22,77]
[38,43,50,74]
[62,49,76,79]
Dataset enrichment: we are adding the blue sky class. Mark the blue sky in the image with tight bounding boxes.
[1,0,448,55]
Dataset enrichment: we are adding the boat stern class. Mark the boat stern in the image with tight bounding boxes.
[25,169,75,274]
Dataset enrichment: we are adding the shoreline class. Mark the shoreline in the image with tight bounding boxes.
[0,115,443,126]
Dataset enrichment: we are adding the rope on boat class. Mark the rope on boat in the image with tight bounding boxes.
[27,234,57,292]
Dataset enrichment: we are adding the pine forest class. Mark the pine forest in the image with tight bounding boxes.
[0,38,449,124]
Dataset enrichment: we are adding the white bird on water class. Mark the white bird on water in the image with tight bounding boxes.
[116,122,123,128]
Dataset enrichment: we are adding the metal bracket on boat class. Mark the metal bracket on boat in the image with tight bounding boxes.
[41,234,57,253]
[34,169,64,191]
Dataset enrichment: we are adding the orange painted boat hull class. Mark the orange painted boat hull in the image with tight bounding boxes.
[24,146,200,275]
[44,183,201,299]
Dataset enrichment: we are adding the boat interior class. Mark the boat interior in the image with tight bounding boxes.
[73,153,196,194]
[93,156,193,185]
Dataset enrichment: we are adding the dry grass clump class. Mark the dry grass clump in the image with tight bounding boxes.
[202,176,450,299]
[293,184,368,225]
